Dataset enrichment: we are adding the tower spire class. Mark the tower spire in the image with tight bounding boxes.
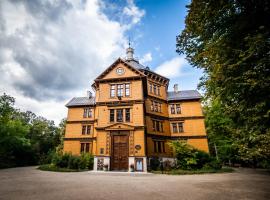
[126,37,134,60]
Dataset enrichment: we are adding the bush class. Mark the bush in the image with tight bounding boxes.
[79,153,94,170]
[45,152,94,171]
[170,140,219,170]
[68,155,80,169]
[149,157,160,170]
[203,160,222,170]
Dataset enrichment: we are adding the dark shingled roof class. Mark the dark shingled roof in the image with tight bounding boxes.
[167,90,202,101]
[125,59,146,69]
[66,97,95,107]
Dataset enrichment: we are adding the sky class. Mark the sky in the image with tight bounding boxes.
[0,0,203,125]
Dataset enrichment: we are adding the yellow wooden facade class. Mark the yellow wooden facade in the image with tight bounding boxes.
[63,47,209,171]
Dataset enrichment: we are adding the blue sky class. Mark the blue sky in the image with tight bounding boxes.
[0,0,203,123]
[124,0,203,91]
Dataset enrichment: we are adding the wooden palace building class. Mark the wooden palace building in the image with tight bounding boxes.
[63,46,209,172]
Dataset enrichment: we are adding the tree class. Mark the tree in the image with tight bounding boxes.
[0,93,63,168]
[177,0,270,165]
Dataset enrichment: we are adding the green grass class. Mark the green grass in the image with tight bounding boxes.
[38,164,89,172]
[151,167,234,175]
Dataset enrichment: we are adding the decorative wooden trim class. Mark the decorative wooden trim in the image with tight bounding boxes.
[145,113,205,121]
[147,134,207,140]
[168,116,204,120]
[145,113,168,120]
[66,105,96,108]
[95,125,144,131]
[96,100,144,106]
[168,98,201,102]
[146,95,168,103]
[66,120,96,124]
[64,137,96,141]
[95,76,144,83]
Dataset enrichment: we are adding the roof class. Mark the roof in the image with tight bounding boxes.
[66,97,95,107]
[124,59,146,69]
[167,90,202,101]
[125,59,169,81]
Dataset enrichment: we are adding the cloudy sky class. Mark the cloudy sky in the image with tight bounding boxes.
[0,0,202,125]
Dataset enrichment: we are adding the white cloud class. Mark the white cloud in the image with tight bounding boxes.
[123,0,145,25]
[0,0,145,124]
[155,56,188,78]
[140,52,152,64]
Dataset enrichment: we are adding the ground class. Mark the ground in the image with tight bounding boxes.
[0,167,269,200]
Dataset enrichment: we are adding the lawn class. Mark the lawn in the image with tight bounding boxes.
[151,167,234,175]
[38,164,89,172]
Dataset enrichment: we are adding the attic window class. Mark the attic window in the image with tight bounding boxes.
[116,67,124,75]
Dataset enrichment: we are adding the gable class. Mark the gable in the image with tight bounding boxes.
[102,123,135,130]
[95,58,145,81]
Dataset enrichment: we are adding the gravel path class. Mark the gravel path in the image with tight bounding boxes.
[0,167,269,200]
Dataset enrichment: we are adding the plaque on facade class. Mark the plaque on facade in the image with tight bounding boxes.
[135,145,141,150]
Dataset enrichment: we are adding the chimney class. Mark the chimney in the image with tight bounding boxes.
[87,90,92,98]
[173,84,178,93]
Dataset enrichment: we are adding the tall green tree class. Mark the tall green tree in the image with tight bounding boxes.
[177,0,270,165]
[0,93,63,168]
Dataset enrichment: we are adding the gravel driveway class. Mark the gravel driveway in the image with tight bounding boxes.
[0,167,269,200]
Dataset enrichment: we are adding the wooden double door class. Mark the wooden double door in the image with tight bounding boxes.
[111,132,129,171]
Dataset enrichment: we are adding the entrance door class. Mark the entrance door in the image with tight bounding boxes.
[111,134,128,171]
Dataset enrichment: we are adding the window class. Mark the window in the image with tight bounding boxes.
[83,108,92,118]
[110,85,115,97]
[170,104,181,114]
[152,120,163,132]
[160,122,163,132]
[82,125,91,135]
[176,104,181,114]
[117,84,124,97]
[116,109,123,122]
[150,101,154,111]
[156,121,160,132]
[154,102,158,112]
[125,84,130,96]
[170,105,175,114]
[172,122,184,133]
[153,85,157,94]
[158,103,161,112]
[125,108,130,122]
[172,123,178,133]
[157,86,160,96]
[88,109,92,117]
[86,125,91,135]
[178,122,184,132]
[110,109,114,122]
[82,125,86,135]
[154,141,165,153]
[149,83,152,93]
[80,143,90,153]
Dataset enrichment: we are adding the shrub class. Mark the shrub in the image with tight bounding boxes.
[203,160,222,170]
[170,140,218,170]
[68,155,80,169]
[163,160,173,171]
[79,153,94,170]
[149,157,160,170]
[194,150,211,169]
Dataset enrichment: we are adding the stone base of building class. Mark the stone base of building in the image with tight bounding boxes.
[93,156,147,172]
